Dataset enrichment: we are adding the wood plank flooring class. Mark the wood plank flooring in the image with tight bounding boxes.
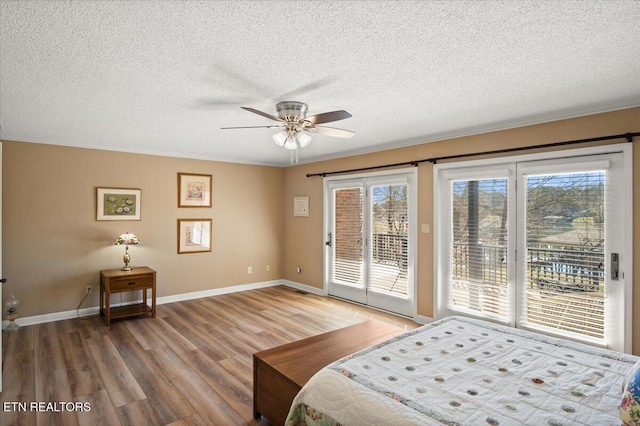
[1,285,419,426]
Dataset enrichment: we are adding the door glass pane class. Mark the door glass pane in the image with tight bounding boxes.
[332,187,364,287]
[450,179,509,320]
[524,171,605,339]
[369,184,408,296]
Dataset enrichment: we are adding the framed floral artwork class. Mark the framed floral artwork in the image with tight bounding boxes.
[178,173,212,207]
[96,188,141,221]
[178,219,212,254]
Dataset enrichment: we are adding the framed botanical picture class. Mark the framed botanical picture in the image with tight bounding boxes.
[96,188,141,221]
[178,173,212,207]
[293,196,309,217]
[178,219,212,254]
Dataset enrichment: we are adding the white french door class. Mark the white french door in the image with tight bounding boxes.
[516,154,627,350]
[325,170,416,317]
[435,145,632,352]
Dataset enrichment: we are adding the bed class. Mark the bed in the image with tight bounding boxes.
[285,316,639,426]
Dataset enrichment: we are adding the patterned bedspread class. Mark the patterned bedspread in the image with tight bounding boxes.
[286,316,638,426]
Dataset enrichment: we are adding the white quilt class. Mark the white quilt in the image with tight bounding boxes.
[286,316,638,426]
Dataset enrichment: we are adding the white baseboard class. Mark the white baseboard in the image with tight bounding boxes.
[2,306,101,329]
[283,280,433,324]
[281,279,327,296]
[156,280,283,304]
[2,280,284,329]
[282,281,432,324]
[414,314,434,325]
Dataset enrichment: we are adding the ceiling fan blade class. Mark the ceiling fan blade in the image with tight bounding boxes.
[241,107,282,122]
[193,97,254,109]
[304,110,352,126]
[311,126,355,138]
[221,125,283,130]
[278,75,340,100]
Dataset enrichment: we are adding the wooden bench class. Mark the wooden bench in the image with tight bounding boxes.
[253,320,404,425]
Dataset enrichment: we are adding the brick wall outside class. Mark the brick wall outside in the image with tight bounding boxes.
[334,188,363,261]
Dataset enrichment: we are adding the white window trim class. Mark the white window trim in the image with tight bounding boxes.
[433,143,633,352]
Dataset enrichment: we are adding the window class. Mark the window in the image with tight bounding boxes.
[435,144,632,352]
[449,177,510,321]
[521,169,606,339]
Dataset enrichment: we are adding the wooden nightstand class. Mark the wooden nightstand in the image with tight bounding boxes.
[99,266,156,326]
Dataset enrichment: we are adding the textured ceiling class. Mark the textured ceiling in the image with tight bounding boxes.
[1,1,639,166]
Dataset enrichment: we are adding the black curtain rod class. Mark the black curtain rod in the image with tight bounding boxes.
[306,132,639,178]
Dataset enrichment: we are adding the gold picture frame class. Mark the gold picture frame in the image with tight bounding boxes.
[96,187,141,221]
[177,219,212,254]
[178,173,212,207]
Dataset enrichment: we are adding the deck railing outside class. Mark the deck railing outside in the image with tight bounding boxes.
[452,243,604,292]
[450,242,604,338]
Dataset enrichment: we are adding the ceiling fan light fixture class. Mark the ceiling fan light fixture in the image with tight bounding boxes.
[273,131,287,146]
[284,137,297,150]
[224,101,353,162]
[297,132,312,147]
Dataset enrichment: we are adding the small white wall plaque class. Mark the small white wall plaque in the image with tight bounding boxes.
[293,196,309,217]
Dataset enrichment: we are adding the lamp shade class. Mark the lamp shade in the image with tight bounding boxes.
[284,137,297,150]
[272,131,287,147]
[115,233,140,245]
[297,132,312,147]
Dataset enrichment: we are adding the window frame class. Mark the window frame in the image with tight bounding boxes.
[434,164,517,326]
[433,143,633,352]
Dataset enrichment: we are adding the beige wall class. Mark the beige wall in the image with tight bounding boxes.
[282,107,640,354]
[2,141,284,318]
[2,107,639,354]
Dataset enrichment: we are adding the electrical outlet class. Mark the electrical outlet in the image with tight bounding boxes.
[247,266,252,274]
[266,265,271,272]
[85,285,92,295]
[297,266,303,273]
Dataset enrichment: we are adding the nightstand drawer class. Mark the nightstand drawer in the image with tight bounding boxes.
[109,276,154,292]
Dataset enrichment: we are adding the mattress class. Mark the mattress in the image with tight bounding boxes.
[285,316,638,426]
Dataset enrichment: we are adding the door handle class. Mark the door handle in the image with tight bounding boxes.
[0,278,6,284]
[325,232,333,247]
[611,253,619,280]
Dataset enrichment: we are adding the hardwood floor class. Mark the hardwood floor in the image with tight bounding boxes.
[1,285,419,426]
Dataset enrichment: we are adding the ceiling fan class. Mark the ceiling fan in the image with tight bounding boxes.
[221,101,354,163]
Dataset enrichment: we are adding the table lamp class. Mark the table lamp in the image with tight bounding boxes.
[115,232,140,271]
